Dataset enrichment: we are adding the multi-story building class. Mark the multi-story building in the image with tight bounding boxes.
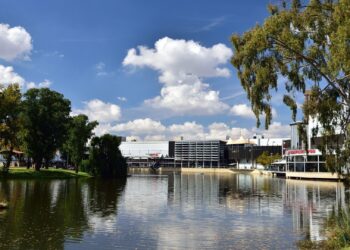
[174,140,226,168]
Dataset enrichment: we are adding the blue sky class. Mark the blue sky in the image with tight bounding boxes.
[0,0,299,140]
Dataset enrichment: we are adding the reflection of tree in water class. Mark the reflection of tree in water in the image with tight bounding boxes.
[0,179,126,250]
[87,178,126,217]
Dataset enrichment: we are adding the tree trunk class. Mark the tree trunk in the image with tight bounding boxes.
[26,157,31,169]
[35,159,42,171]
[4,152,12,173]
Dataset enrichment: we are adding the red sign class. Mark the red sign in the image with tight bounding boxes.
[286,149,316,155]
[148,153,160,158]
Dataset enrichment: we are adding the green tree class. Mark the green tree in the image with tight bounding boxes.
[256,151,281,169]
[62,114,98,173]
[21,88,71,171]
[0,84,22,173]
[86,134,127,178]
[231,0,350,173]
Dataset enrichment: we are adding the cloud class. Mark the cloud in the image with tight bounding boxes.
[27,79,52,89]
[103,118,289,141]
[230,104,255,119]
[117,96,127,102]
[123,37,232,115]
[95,62,114,77]
[95,62,108,76]
[168,121,205,140]
[73,99,121,123]
[197,16,226,32]
[44,51,64,59]
[0,65,53,89]
[0,65,25,87]
[145,81,229,115]
[0,23,32,61]
[252,122,290,138]
[113,118,166,135]
[230,103,278,120]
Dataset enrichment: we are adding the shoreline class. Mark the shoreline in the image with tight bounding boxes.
[0,167,92,179]
[129,167,234,174]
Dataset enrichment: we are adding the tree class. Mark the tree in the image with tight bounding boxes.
[0,84,22,173]
[86,134,127,178]
[21,88,71,171]
[62,114,98,173]
[256,151,281,169]
[231,0,350,173]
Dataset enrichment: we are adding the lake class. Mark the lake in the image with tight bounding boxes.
[0,171,347,249]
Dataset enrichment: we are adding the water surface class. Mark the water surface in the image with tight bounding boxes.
[0,172,347,249]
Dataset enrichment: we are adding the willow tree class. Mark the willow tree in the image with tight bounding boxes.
[231,0,350,173]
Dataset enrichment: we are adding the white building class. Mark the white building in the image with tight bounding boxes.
[120,141,170,159]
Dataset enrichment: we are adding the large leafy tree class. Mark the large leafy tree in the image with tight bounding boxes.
[231,0,350,172]
[21,88,71,171]
[0,84,22,173]
[87,134,127,178]
[62,114,98,173]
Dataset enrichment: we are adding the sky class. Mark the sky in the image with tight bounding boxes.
[0,0,302,141]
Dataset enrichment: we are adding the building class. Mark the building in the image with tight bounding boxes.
[120,141,173,158]
[120,141,175,167]
[174,140,226,168]
[226,136,284,169]
[276,117,344,179]
[120,136,288,169]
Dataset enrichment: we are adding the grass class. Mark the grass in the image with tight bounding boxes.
[0,167,92,179]
[298,208,350,250]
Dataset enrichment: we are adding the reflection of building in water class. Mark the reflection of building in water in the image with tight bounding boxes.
[168,173,347,242]
[283,179,346,241]
[167,173,220,206]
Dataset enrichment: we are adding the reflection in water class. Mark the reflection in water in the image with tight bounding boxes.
[0,173,347,249]
[0,179,126,250]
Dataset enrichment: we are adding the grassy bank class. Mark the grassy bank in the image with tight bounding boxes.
[0,167,91,179]
[298,209,350,250]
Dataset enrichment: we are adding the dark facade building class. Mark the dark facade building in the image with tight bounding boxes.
[226,144,282,169]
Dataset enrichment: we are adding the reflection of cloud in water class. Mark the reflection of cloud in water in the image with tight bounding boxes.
[121,176,168,217]
[50,180,61,208]
[88,214,117,233]
[65,173,347,249]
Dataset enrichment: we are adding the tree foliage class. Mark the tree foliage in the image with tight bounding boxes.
[231,0,350,172]
[62,114,98,173]
[21,88,71,171]
[86,134,127,178]
[256,151,281,169]
[0,84,22,173]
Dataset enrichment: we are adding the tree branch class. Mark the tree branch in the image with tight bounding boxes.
[270,36,349,102]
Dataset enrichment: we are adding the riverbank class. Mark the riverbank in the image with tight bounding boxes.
[0,167,91,179]
[129,167,234,174]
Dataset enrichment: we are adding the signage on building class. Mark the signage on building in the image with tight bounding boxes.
[285,149,320,155]
[148,153,161,158]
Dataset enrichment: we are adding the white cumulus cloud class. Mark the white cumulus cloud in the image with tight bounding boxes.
[0,23,32,61]
[27,79,52,89]
[73,99,121,123]
[113,118,166,135]
[230,104,255,119]
[168,121,205,140]
[0,65,52,89]
[230,103,278,120]
[123,37,232,115]
[103,118,289,141]
[0,65,25,87]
